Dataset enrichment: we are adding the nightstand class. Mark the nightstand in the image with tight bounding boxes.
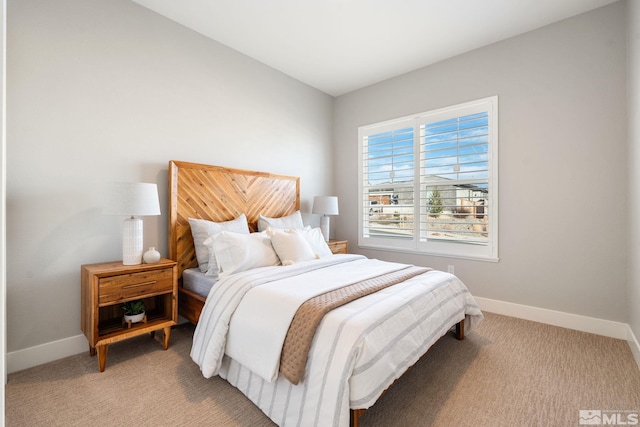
[81,258,177,372]
[327,239,348,254]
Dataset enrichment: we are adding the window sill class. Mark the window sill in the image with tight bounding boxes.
[357,243,499,263]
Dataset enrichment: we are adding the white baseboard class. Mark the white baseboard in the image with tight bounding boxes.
[475,297,640,369]
[627,324,640,370]
[475,297,629,338]
[7,333,87,374]
[7,299,640,373]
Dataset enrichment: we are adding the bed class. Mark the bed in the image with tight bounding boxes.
[168,160,483,427]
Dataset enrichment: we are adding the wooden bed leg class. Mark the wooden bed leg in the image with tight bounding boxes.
[351,409,364,427]
[455,319,465,340]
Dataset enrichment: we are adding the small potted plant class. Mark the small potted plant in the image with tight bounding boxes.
[122,300,145,326]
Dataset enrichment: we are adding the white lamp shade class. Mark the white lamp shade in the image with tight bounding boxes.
[312,196,339,216]
[104,182,161,217]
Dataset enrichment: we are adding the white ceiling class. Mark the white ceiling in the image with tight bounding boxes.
[131,0,618,96]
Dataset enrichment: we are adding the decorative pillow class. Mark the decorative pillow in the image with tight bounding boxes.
[299,227,333,257]
[257,210,304,231]
[269,229,317,264]
[210,231,280,276]
[188,214,249,274]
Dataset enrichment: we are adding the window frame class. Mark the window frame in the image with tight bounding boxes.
[357,96,499,261]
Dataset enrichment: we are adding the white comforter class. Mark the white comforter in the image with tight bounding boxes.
[191,254,483,427]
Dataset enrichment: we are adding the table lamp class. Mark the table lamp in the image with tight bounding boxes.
[105,182,161,265]
[312,196,339,241]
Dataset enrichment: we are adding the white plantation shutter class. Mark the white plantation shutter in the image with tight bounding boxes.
[360,120,416,251]
[358,97,498,260]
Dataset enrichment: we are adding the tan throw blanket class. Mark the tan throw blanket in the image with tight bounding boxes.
[280,265,432,384]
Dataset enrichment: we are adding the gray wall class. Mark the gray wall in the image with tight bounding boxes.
[334,2,628,322]
[628,0,640,341]
[6,0,636,363]
[1,0,6,394]
[6,0,333,352]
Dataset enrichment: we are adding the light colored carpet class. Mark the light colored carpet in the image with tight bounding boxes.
[5,312,640,426]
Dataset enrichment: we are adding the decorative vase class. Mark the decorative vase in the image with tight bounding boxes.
[143,247,161,264]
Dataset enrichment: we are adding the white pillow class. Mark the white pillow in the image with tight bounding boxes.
[257,210,304,231]
[299,227,333,257]
[270,229,317,264]
[211,231,280,276]
[188,214,249,274]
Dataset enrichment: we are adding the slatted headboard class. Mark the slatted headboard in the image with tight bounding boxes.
[168,160,301,280]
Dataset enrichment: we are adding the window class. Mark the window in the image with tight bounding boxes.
[358,96,498,261]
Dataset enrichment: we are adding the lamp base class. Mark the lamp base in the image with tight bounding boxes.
[123,217,143,265]
[320,215,330,242]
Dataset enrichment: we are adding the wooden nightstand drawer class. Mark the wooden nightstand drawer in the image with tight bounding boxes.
[99,268,173,305]
[328,239,348,254]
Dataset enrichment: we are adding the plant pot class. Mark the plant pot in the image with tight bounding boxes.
[124,311,145,324]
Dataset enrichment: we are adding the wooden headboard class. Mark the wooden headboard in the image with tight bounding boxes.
[168,160,300,279]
